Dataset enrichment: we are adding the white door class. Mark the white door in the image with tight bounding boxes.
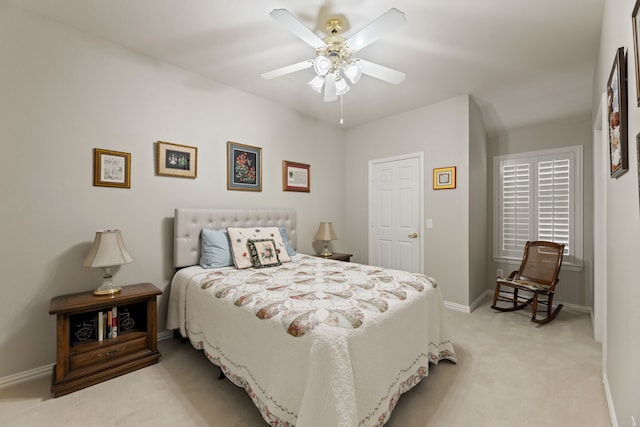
[369,154,423,273]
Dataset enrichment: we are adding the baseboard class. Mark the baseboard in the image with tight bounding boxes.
[158,330,174,341]
[603,373,619,427]
[445,292,489,313]
[444,301,470,313]
[0,330,175,390]
[470,292,488,311]
[446,290,592,316]
[0,363,53,389]
[560,302,591,314]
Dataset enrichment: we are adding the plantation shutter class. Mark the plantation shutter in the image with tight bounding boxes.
[537,157,571,254]
[501,160,532,255]
[494,146,581,266]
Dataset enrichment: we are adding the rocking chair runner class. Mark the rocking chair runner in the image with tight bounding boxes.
[491,241,565,324]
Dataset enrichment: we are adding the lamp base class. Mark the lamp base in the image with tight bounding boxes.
[94,270,122,296]
[94,285,122,296]
[319,245,332,257]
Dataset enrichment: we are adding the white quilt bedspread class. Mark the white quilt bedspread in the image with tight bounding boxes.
[167,254,456,427]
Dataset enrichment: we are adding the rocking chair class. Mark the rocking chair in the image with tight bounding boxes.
[491,241,565,324]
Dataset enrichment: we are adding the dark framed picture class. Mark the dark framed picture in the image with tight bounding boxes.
[433,166,456,190]
[227,141,262,191]
[633,0,640,106]
[282,160,310,192]
[93,148,131,188]
[157,141,197,178]
[607,47,628,179]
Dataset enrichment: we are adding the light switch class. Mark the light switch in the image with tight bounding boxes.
[426,219,433,229]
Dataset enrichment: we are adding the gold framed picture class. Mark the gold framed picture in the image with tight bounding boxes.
[93,148,131,188]
[157,141,197,179]
[282,160,310,192]
[433,166,456,190]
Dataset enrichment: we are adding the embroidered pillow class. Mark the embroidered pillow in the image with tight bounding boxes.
[227,227,291,269]
[248,239,281,268]
[199,229,233,269]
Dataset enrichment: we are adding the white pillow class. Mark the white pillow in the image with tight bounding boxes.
[227,227,291,269]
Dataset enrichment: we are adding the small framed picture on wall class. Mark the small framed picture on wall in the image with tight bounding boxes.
[156,141,197,179]
[433,166,456,190]
[93,148,131,188]
[282,160,310,192]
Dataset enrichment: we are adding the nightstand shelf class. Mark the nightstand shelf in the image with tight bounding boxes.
[49,282,161,397]
[315,252,353,262]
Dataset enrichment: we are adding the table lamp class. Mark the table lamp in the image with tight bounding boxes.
[314,222,337,256]
[83,229,134,295]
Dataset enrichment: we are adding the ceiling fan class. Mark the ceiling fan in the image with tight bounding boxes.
[261,8,407,102]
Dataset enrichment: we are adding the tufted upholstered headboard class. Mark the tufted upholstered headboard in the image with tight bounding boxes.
[173,208,297,268]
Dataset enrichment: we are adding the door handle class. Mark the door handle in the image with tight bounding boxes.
[408,232,419,239]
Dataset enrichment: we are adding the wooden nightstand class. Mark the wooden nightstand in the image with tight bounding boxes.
[49,282,161,397]
[315,252,353,262]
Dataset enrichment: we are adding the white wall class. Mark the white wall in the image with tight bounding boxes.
[0,4,346,377]
[593,0,640,424]
[344,95,473,306]
[468,98,488,307]
[486,118,594,308]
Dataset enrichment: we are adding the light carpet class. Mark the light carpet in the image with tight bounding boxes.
[0,299,611,426]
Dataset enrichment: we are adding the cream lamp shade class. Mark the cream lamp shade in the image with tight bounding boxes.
[314,222,338,256]
[83,229,133,295]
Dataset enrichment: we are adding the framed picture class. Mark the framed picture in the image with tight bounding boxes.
[282,160,310,192]
[157,141,197,179]
[633,0,640,106]
[93,148,131,188]
[227,141,262,191]
[607,47,628,178]
[433,166,456,190]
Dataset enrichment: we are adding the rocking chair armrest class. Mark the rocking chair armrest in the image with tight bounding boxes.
[505,271,518,279]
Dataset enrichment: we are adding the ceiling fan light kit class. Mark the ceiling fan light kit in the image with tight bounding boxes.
[262,8,407,104]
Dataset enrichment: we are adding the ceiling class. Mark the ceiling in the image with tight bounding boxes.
[8,0,605,134]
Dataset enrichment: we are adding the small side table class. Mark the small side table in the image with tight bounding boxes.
[315,252,353,262]
[49,282,161,397]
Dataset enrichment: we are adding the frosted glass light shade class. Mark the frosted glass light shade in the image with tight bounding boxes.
[308,75,324,93]
[335,78,350,96]
[344,63,362,84]
[313,56,331,76]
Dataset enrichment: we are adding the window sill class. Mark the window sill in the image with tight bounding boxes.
[492,257,583,272]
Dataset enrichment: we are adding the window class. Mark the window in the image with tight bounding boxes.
[493,146,583,267]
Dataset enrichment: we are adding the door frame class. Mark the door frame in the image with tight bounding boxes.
[368,152,425,273]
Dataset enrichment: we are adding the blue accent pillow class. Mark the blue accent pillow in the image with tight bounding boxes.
[279,227,296,256]
[200,229,233,269]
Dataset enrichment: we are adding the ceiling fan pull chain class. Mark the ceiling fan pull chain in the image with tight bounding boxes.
[340,95,344,125]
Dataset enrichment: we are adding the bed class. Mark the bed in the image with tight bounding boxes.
[166,208,456,427]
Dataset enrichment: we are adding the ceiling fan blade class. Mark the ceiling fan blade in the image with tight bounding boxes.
[324,73,337,102]
[270,9,327,49]
[261,60,313,80]
[358,59,406,84]
[346,8,406,52]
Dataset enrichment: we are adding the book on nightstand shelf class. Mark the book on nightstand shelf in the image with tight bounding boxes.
[111,306,117,338]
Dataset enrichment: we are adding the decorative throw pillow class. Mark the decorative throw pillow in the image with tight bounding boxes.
[227,227,291,269]
[279,226,297,256]
[200,229,233,269]
[247,239,281,268]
